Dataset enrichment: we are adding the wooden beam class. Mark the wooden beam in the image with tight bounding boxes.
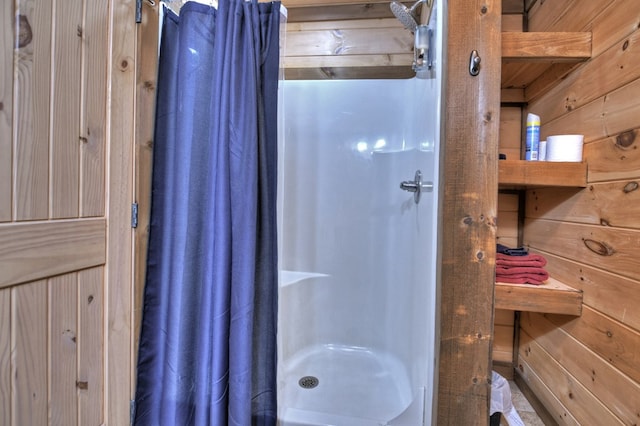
[502,32,592,62]
[437,0,501,423]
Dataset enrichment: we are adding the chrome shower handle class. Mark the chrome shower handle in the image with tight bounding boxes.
[400,170,433,204]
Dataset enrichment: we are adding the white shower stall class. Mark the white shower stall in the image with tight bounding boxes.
[276,7,443,425]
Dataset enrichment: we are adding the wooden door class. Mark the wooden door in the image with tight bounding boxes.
[0,0,136,424]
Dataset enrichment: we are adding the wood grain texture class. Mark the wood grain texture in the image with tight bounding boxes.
[0,218,106,288]
[541,76,640,143]
[0,0,12,222]
[80,0,109,217]
[50,0,82,219]
[524,218,640,282]
[591,0,640,57]
[498,160,587,188]
[14,0,52,220]
[545,306,640,386]
[78,267,104,424]
[585,129,640,183]
[0,288,10,425]
[501,14,523,32]
[526,183,640,229]
[519,328,624,425]
[12,281,48,426]
[285,27,412,57]
[495,278,583,315]
[521,311,640,423]
[530,26,640,125]
[499,107,522,160]
[437,0,501,423]
[537,251,640,332]
[502,32,592,62]
[286,3,394,24]
[527,0,613,33]
[502,0,523,14]
[108,0,136,419]
[49,274,78,425]
[133,0,159,384]
[497,193,518,248]
[516,357,581,426]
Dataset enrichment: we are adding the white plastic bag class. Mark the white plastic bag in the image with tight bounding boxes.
[490,371,525,426]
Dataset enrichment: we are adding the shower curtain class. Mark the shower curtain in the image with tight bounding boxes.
[134,1,281,424]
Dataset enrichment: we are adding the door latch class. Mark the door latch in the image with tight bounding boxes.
[400,170,433,204]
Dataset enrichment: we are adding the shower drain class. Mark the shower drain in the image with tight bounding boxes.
[298,376,319,389]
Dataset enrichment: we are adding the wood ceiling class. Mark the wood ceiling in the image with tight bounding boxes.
[280,0,417,79]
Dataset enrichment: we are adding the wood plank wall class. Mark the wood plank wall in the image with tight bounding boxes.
[0,0,129,423]
[517,0,640,423]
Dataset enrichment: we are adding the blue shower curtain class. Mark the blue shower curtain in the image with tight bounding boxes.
[134,1,280,424]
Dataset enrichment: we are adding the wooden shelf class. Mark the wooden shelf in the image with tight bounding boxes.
[501,32,592,102]
[495,277,583,315]
[498,160,587,188]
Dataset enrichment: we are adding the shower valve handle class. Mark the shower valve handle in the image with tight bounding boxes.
[400,170,433,204]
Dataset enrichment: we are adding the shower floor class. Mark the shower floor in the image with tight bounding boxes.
[279,344,412,425]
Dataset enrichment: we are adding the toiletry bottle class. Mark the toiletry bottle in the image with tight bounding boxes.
[525,113,540,161]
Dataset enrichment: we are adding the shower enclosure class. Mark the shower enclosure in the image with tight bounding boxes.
[277,5,443,425]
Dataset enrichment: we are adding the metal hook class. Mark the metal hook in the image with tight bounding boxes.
[469,50,481,76]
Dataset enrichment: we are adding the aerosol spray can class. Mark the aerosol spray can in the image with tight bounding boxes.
[525,113,540,161]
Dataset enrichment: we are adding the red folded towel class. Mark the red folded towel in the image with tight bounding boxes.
[496,265,549,285]
[496,275,547,285]
[496,253,547,268]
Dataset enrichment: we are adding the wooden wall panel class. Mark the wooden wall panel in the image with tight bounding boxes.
[536,251,640,332]
[521,312,640,423]
[501,14,523,32]
[518,329,623,425]
[0,0,12,222]
[517,356,580,425]
[49,274,78,425]
[497,192,519,248]
[520,3,640,420]
[546,307,640,385]
[14,0,52,221]
[80,0,109,217]
[78,267,104,424]
[493,309,515,363]
[525,219,640,282]
[51,0,82,219]
[528,0,612,33]
[591,0,640,57]
[0,288,10,425]
[585,128,640,183]
[531,26,640,125]
[526,182,640,229]
[499,106,521,161]
[12,281,48,426]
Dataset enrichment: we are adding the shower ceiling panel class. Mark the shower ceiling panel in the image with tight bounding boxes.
[281,0,417,79]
